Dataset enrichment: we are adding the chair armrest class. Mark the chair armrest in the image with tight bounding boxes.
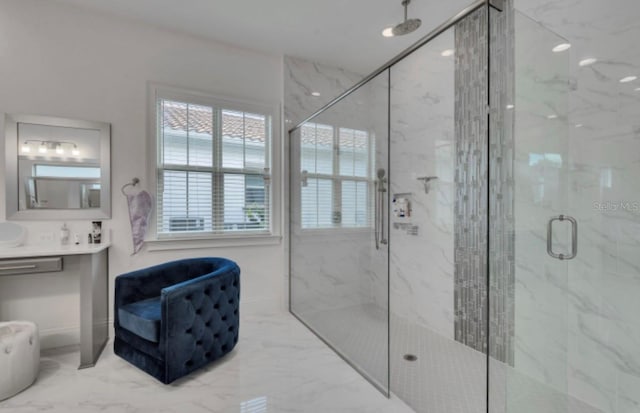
[160,264,240,383]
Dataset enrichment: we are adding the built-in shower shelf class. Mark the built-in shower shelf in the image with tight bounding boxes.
[393,222,419,236]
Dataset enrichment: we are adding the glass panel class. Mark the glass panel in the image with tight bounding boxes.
[290,70,390,393]
[222,110,245,169]
[187,104,213,168]
[489,6,570,413]
[389,10,488,412]
[162,101,188,165]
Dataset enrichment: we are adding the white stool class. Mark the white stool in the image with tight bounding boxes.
[0,321,40,401]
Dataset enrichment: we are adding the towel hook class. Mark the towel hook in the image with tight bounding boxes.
[121,178,140,196]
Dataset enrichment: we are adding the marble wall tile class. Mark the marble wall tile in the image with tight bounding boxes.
[389,25,456,340]
[509,1,640,412]
[283,55,364,129]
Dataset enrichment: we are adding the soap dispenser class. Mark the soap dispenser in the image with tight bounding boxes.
[60,222,70,245]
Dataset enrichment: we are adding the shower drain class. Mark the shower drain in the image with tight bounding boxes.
[403,354,418,362]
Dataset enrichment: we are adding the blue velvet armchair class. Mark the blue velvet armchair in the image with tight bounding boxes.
[114,257,240,384]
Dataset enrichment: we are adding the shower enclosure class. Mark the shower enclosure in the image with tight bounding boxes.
[289,0,639,412]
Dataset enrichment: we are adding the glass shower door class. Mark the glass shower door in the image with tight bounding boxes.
[289,70,390,393]
[489,5,572,412]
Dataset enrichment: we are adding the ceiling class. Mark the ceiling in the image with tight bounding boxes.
[49,0,477,75]
[47,0,640,131]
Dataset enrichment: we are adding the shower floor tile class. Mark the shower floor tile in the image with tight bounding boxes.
[296,303,604,413]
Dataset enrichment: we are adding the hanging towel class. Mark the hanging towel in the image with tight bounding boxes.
[126,190,153,254]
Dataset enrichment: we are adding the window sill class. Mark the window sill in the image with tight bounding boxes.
[146,234,282,252]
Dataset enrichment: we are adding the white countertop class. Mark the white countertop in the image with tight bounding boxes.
[0,243,110,259]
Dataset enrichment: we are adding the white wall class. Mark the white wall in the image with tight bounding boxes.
[0,0,286,347]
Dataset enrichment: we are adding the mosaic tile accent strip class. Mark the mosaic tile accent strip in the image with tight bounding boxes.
[453,1,515,365]
[488,0,515,366]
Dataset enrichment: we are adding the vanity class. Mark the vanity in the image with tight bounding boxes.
[0,244,110,369]
[1,113,112,368]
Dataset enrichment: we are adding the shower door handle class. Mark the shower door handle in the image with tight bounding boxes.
[374,170,387,250]
[547,215,578,260]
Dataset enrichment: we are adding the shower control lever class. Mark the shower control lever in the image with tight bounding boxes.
[416,176,438,194]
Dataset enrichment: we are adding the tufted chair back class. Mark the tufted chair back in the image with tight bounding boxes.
[114,257,240,384]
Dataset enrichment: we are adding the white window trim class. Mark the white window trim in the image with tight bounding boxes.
[146,83,282,247]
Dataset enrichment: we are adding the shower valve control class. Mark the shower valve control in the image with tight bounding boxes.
[393,196,411,218]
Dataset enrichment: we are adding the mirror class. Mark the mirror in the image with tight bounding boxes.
[5,114,111,220]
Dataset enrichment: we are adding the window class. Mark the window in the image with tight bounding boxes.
[34,164,101,179]
[156,96,272,237]
[300,122,372,229]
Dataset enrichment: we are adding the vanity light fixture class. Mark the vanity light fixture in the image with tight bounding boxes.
[552,43,571,53]
[22,140,81,156]
[579,58,597,67]
[620,76,637,83]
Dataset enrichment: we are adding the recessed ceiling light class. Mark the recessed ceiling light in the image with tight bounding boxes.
[579,58,597,67]
[441,49,454,57]
[506,104,515,110]
[552,43,571,53]
[382,27,394,38]
[311,92,321,97]
[547,114,558,119]
[620,76,638,83]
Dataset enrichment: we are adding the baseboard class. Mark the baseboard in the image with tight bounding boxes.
[39,325,81,350]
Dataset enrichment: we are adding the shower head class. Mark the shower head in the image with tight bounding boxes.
[385,0,422,37]
[393,18,422,36]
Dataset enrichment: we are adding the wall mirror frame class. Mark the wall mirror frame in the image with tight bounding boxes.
[5,113,111,220]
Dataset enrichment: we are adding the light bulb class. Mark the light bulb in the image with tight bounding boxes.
[38,145,47,154]
[382,27,394,38]
[311,92,321,97]
[72,148,80,156]
[56,146,64,155]
[579,58,597,67]
[441,49,455,57]
[552,43,571,53]
[21,144,30,153]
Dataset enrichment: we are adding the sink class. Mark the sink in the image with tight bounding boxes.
[0,222,26,248]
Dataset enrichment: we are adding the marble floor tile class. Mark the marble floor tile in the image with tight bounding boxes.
[0,305,413,413]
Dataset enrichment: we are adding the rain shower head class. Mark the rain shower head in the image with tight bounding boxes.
[383,0,422,37]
